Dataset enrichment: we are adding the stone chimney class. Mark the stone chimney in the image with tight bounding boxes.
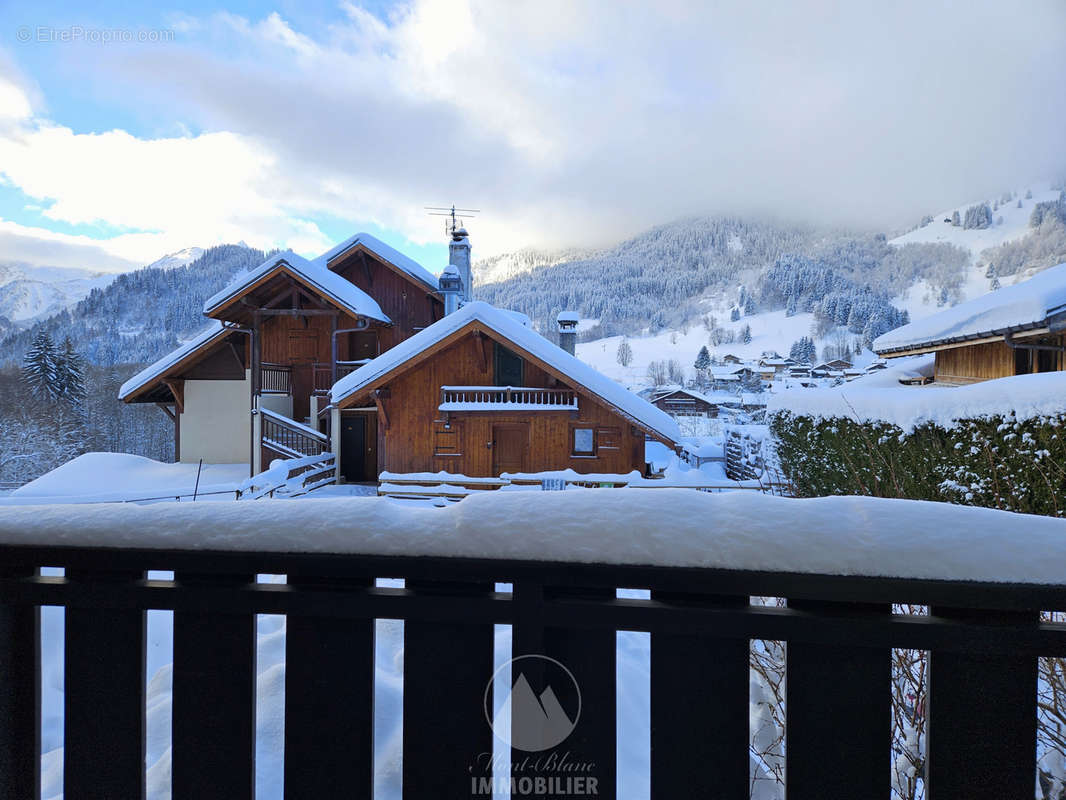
[557,311,579,356]
[439,264,462,315]
[449,227,472,302]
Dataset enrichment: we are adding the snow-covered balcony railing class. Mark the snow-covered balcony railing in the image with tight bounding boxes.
[1,492,1065,800]
[258,407,329,458]
[259,362,292,395]
[439,385,578,411]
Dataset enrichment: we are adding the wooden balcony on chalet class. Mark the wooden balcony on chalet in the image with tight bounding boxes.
[259,360,371,397]
[438,385,579,411]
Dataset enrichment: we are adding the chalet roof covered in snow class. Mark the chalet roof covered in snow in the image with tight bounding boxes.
[874,262,1066,355]
[315,232,439,292]
[331,301,681,443]
[202,251,389,322]
[118,321,232,401]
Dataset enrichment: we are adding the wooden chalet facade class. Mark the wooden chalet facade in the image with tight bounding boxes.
[329,303,679,481]
[874,263,1066,385]
[119,234,445,472]
[649,388,718,418]
[121,231,679,482]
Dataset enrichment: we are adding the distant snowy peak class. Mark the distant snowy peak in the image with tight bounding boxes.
[891,183,1060,256]
[0,263,114,324]
[146,247,205,271]
[473,245,596,286]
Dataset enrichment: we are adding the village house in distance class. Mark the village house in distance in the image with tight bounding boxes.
[874,263,1066,384]
[119,224,679,481]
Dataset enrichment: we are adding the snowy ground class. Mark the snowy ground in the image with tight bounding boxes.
[7,453,248,504]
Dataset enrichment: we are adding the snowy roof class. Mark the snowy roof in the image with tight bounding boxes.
[875,262,1066,354]
[331,301,681,443]
[556,310,580,323]
[651,387,711,402]
[119,321,230,401]
[202,251,389,322]
[315,232,439,292]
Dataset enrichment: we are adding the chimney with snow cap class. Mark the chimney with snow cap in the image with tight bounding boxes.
[439,264,462,315]
[449,227,472,302]
[557,311,579,355]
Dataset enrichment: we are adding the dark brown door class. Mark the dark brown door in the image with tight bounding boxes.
[291,365,312,421]
[492,424,528,476]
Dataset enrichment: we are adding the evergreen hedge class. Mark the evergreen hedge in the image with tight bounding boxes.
[770,411,1066,517]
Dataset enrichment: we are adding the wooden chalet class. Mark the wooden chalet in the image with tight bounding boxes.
[649,387,719,418]
[328,302,680,481]
[119,233,447,472]
[874,263,1066,385]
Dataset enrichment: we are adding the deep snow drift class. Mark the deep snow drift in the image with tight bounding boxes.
[769,361,1066,432]
[4,490,1066,584]
[9,453,247,503]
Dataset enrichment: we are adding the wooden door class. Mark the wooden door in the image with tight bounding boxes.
[291,365,312,421]
[492,424,528,476]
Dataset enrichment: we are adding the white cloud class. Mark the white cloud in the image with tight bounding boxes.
[0,70,334,268]
[3,0,1066,269]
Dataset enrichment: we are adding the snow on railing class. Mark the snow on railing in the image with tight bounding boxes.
[3,494,1066,800]
[259,407,328,459]
[439,385,578,411]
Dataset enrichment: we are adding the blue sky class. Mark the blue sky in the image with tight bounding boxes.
[0,1,1064,274]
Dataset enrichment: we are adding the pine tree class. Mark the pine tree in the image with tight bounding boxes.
[741,324,752,344]
[55,338,87,404]
[694,346,711,371]
[616,338,633,368]
[952,210,961,227]
[22,331,59,400]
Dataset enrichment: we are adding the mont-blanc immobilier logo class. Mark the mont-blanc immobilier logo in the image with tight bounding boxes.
[475,654,598,797]
[485,654,580,751]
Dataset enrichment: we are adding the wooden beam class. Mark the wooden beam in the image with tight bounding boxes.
[474,330,489,373]
[359,251,373,287]
[156,403,176,422]
[257,309,340,317]
[162,380,185,414]
[373,390,390,431]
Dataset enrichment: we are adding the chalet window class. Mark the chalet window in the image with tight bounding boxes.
[597,427,621,450]
[434,422,462,456]
[494,343,524,387]
[572,427,596,455]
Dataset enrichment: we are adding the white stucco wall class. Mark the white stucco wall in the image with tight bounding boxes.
[179,371,252,464]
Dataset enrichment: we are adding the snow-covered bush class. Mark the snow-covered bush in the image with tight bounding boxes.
[770,411,1066,517]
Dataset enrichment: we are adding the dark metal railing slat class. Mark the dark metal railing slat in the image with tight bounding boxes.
[650,592,749,800]
[402,580,494,799]
[785,600,892,800]
[172,572,256,800]
[284,576,375,800]
[925,607,1038,800]
[64,569,146,800]
[0,566,39,800]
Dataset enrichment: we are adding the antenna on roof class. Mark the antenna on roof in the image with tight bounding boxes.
[425,205,480,239]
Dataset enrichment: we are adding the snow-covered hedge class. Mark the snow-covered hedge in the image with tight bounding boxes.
[771,410,1066,517]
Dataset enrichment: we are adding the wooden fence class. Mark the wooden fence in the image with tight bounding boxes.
[0,541,1063,799]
